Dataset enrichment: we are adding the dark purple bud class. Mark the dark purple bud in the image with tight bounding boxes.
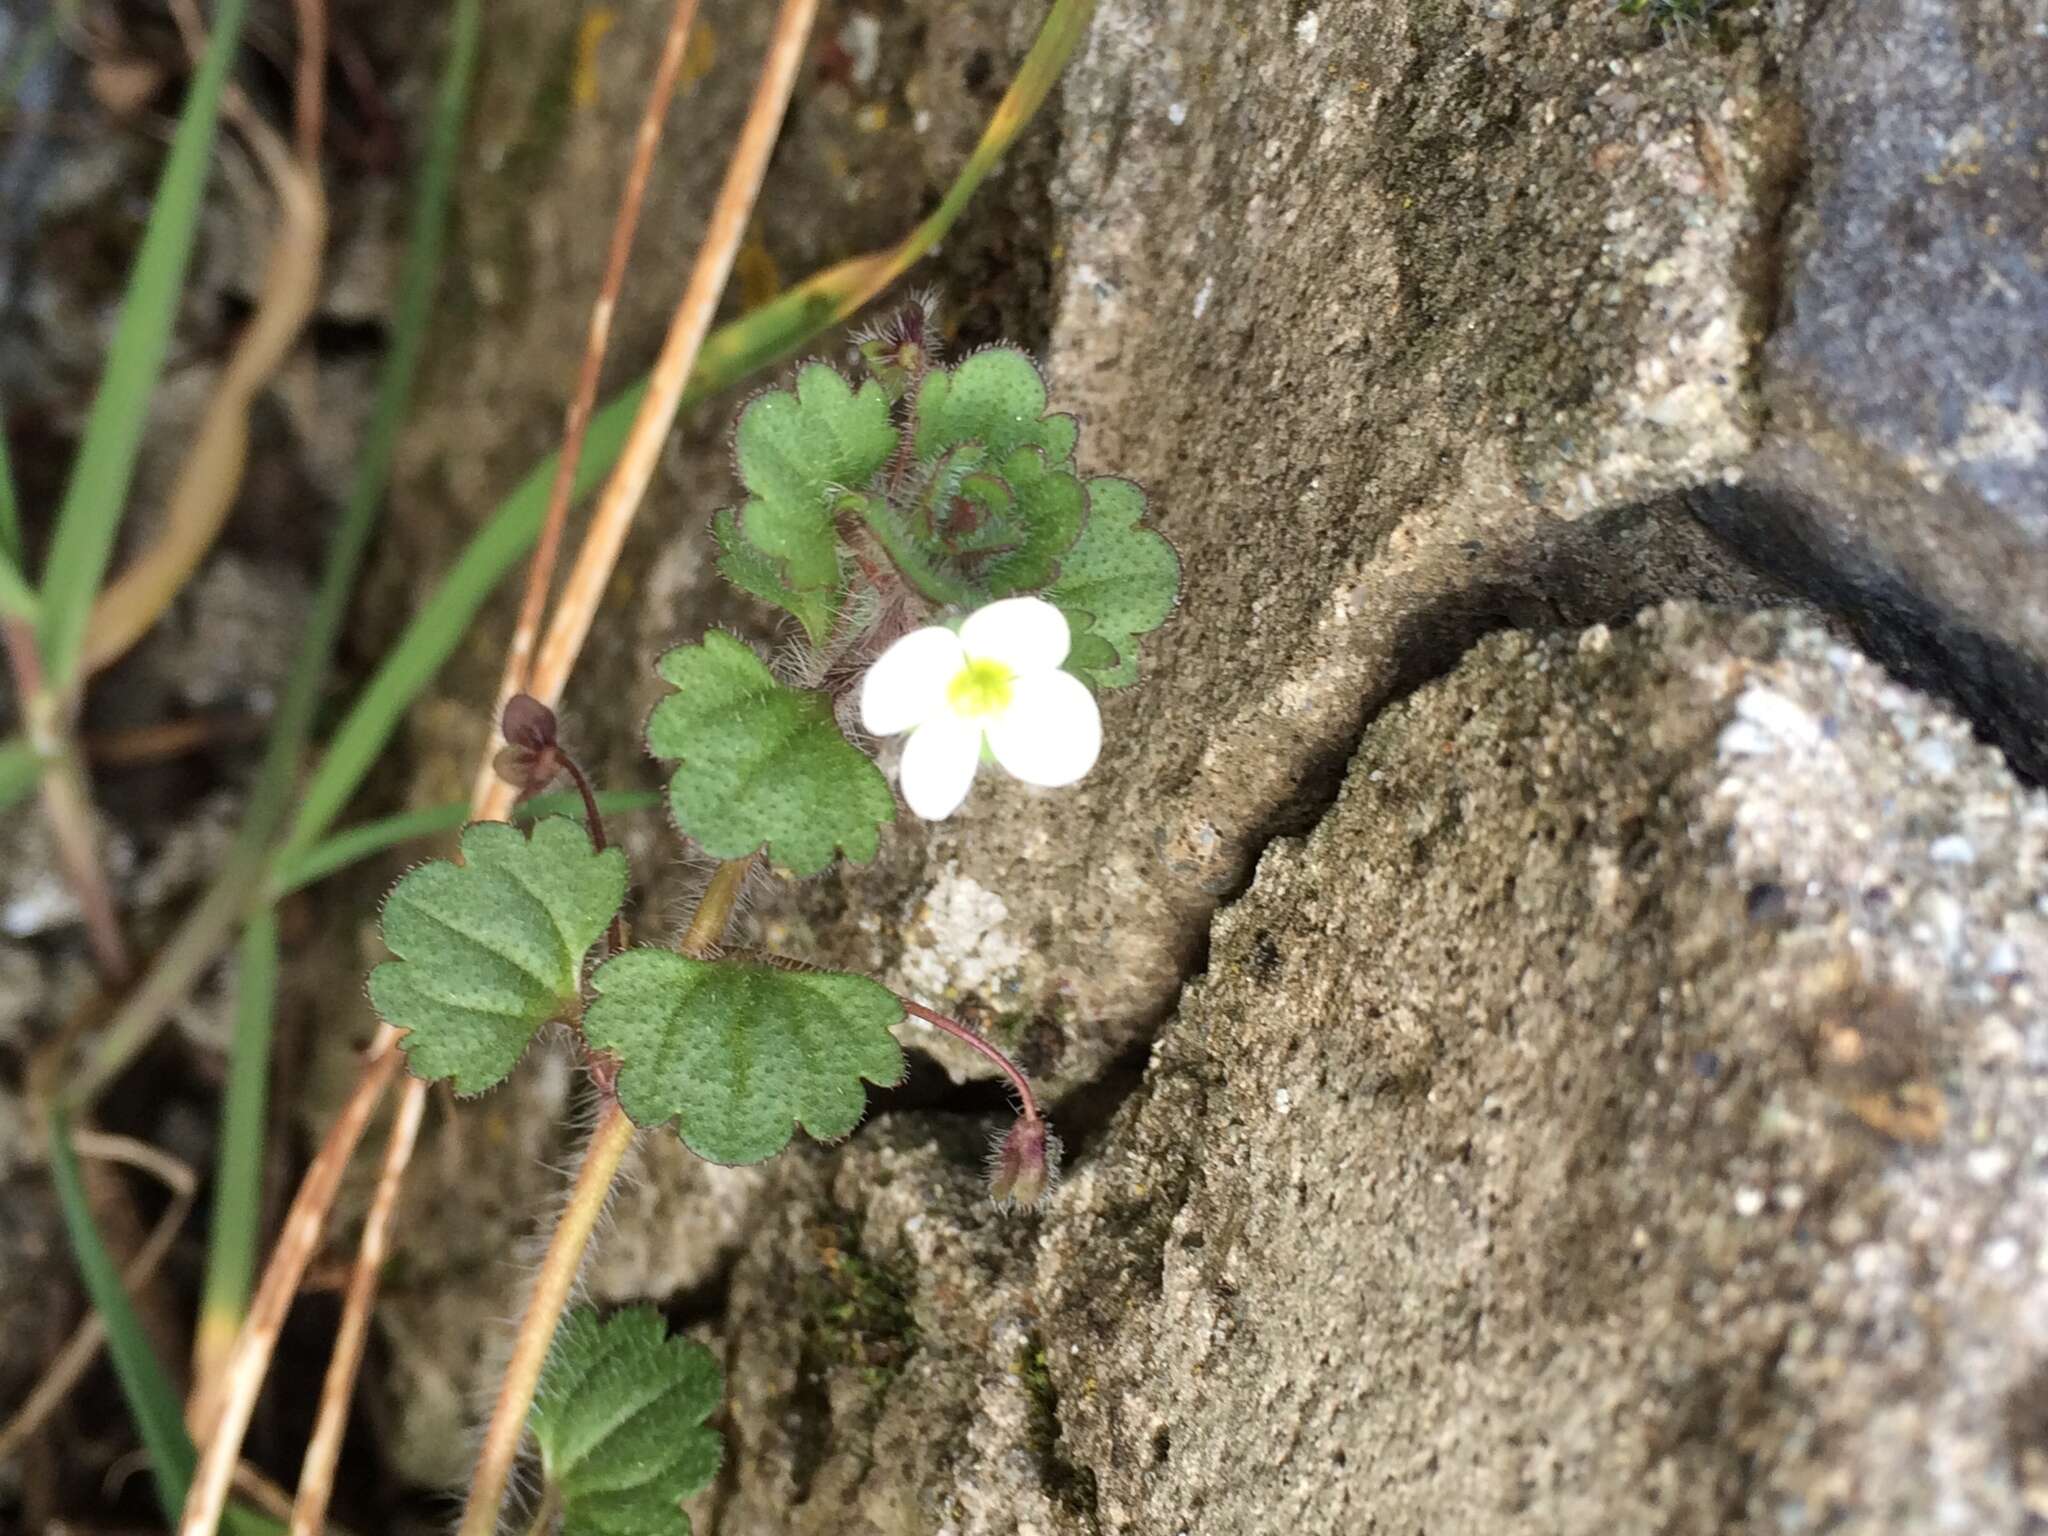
[987,1113,1059,1210]
[501,692,559,751]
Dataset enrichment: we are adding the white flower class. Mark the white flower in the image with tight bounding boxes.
[859,596,1101,820]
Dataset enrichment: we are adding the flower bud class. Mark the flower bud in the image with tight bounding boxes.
[501,692,559,750]
[494,694,563,795]
[987,1113,1060,1210]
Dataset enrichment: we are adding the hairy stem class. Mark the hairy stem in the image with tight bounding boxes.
[455,1101,636,1536]
[458,849,751,1536]
[522,1483,563,1536]
[898,998,1039,1123]
[681,857,752,956]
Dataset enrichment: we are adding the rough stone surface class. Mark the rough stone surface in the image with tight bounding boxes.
[732,0,1800,1095]
[309,0,2048,1517]
[1692,0,2048,778]
[706,605,2048,1535]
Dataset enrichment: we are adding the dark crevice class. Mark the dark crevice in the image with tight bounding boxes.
[877,496,1806,1200]
[1689,483,2048,785]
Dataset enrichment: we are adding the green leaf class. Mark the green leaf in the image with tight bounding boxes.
[732,363,896,592]
[36,0,252,691]
[532,1306,722,1536]
[712,506,837,645]
[1048,477,1179,689]
[913,347,1077,466]
[840,490,978,608]
[367,818,627,1094]
[0,547,34,621]
[973,447,1086,595]
[584,949,904,1163]
[648,634,894,877]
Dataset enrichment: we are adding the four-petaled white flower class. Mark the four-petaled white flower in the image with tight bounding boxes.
[860,596,1101,821]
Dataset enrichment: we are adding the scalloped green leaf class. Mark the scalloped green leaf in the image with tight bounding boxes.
[712,507,837,645]
[368,818,628,1094]
[1047,477,1179,689]
[913,347,1077,466]
[584,949,905,1164]
[531,1306,722,1536]
[732,363,897,590]
[972,447,1087,595]
[648,634,894,877]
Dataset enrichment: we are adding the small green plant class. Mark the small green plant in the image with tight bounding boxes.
[528,1306,723,1534]
[372,306,1177,1533]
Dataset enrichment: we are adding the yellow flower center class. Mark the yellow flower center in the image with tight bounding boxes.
[947,657,1015,718]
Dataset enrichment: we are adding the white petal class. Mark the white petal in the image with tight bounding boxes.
[958,596,1069,674]
[898,713,984,820]
[860,626,966,736]
[985,670,1101,788]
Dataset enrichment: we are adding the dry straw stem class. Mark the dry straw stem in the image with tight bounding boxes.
[471,0,706,814]
[2,619,131,980]
[0,1131,195,1464]
[176,1043,400,1536]
[84,0,328,678]
[285,1073,422,1536]
[209,5,815,1527]
[466,5,820,1520]
[520,0,821,745]
[288,0,722,1515]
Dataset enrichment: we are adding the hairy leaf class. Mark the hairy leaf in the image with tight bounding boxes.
[913,347,1077,466]
[712,506,837,644]
[368,818,627,1093]
[971,447,1087,595]
[731,363,895,592]
[648,634,893,876]
[841,491,978,608]
[531,1306,722,1536]
[584,949,904,1164]
[1048,477,1179,689]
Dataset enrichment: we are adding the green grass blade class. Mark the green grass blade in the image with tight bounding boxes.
[58,0,484,1118]
[277,381,645,858]
[198,910,278,1348]
[276,0,1093,857]
[0,734,39,817]
[35,0,252,691]
[269,787,661,898]
[47,1111,287,1536]
[47,1108,196,1526]
[0,547,37,620]
[236,0,480,867]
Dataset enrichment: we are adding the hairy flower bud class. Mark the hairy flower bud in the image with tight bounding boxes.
[987,1113,1060,1210]
[494,693,563,794]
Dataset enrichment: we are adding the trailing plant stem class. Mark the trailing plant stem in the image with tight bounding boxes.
[682,858,752,956]
[456,1101,636,1536]
[522,1484,563,1536]
[459,851,750,1535]
[899,998,1039,1122]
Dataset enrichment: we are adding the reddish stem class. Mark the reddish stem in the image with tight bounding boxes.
[897,997,1039,1124]
[551,747,625,954]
